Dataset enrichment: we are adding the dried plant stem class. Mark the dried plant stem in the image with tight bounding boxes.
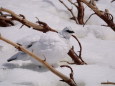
[101,81,115,85]
[80,0,115,31]
[83,13,95,27]
[0,7,55,32]
[59,0,78,24]
[0,34,77,86]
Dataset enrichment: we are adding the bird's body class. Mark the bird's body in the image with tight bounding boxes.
[7,27,74,67]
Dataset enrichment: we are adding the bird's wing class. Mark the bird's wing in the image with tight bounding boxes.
[17,34,41,48]
[7,52,30,62]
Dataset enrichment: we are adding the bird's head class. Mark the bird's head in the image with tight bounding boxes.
[60,27,74,39]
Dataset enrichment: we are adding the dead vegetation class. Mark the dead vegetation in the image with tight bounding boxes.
[0,7,87,86]
[0,11,14,27]
[1,0,114,85]
[59,0,115,32]
[59,0,84,24]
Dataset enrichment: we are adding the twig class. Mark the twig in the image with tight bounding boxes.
[0,34,77,86]
[36,17,57,33]
[76,0,85,24]
[101,81,115,85]
[0,11,14,27]
[59,0,78,24]
[80,0,115,31]
[0,7,56,32]
[83,13,95,27]
[59,0,84,24]
[72,35,82,59]
[60,61,75,64]
[111,0,115,2]
[60,65,77,85]
[72,35,86,64]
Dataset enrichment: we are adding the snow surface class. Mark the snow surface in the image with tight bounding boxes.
[0,0,115,86]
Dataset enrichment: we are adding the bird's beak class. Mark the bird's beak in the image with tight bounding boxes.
[66,30,75,33]
[70,31,74,33]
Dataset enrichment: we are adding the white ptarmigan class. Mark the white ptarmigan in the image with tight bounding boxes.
[7,27,74,67]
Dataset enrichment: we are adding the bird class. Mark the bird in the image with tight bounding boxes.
[7,27,74,67]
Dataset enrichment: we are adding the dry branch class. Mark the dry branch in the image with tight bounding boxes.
[0,11,14,27]
[101,81,115,85]
[59,0,85,24]
[83,13,95,27]
[59,0,78,24]
[68,46,85,65]
[80,0,115,31]
[111,0,115,2]
[0,34,77,86]
[0,7,56,32]
[60,65,77,85]
[71,0,84,24]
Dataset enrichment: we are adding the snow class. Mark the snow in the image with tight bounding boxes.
[0,0,115,86]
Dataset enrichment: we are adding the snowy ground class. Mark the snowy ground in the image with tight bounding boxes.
[0,0,115,86]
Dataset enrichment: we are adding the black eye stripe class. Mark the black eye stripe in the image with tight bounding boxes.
[66,30,74,33]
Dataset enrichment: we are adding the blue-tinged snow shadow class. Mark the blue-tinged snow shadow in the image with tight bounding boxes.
[3,62,49,72]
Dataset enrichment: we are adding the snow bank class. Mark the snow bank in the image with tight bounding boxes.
[0,0,115,86]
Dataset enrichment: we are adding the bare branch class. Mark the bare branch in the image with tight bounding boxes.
[83,13,95,27]
[76,0,85,24]
[68,0,85,24]
[101,81,115,85]
[72,35,81,59]
[60,61,75,64]
[80,0,115,31]
[59,0,78,24]
[68,46,85,65]
[0,7,56,32]
[111,0,115,3]
[0,11,14,27]
[68,0,79,8]
[72,35,87,64]
[60,65,77,85]
[59,0,84,24]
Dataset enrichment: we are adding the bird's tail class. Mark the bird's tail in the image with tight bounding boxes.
[7,52,29,62]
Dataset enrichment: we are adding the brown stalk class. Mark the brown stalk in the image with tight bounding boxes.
[59,0,84,24]
[83,13,95,27]
[68,46,85,65]
[101,81,115,85]
[111,0,115,2]
[0,7,56,32]
[0,11,14,27]
[76,0,85,24]
[80,0,115,31]
[72,35,86,64]
[68,0,84,24]
[0,34,77,86]
[60,65,77,85]
[59,0,78,24]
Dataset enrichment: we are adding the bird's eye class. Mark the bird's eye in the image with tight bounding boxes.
[66,30,74,33]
